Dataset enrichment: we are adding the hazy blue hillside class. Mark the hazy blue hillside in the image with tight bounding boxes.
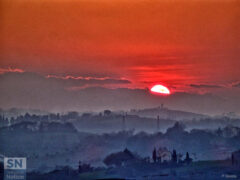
[1,121,240,173]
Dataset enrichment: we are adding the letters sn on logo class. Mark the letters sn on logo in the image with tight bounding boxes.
[4,158,26,170]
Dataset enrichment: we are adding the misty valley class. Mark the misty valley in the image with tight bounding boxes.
[1,107,240,179]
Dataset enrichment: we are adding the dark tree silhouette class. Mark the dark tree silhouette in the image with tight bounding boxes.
[104,110,112,116]
[152,148,157,163]
[184,152,192,164]
[24,113,31,120]
[104,148,136,167]
[216,127,223,137]
[78,161,82,173]
[0,161,3,174]
[231,154,234,165]
[172,149,177,163]
[78,160,92,173]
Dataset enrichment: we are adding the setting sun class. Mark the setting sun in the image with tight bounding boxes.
[150,84,170,95]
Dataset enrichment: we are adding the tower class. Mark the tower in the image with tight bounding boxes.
[161,103,164,109]
[157,115,160,131]
[122,115,126,131]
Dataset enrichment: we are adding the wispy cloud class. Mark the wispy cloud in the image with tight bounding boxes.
[46,75,131,85]
[0,71,131,91]
[190,84,223,88]
[232,82,240,88]
[0,67,24,74]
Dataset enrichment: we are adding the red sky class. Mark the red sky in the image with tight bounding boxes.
[1,0,240,92]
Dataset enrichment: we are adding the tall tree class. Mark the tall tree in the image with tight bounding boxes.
[172,149,177,163]
[185,152,192,164]
[152,148,157,163]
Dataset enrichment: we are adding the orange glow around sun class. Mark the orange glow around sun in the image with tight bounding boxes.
[151,85,171,95]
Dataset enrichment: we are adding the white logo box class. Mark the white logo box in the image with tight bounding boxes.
[4,158,26,170]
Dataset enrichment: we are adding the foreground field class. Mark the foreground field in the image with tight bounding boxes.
[25,160,240,180]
